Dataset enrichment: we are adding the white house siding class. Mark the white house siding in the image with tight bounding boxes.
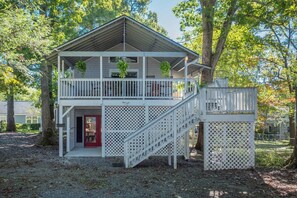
[73,43,184,79]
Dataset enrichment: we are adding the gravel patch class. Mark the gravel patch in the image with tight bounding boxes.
[0,132,296,197]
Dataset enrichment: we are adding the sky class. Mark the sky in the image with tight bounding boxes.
[148,0,183,40]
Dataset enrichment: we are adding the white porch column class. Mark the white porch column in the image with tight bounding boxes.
[100,56,103,99]
[184,56,188,96]
[66,115,70,152]
[173,110,177,169]
[102,105,106,157]
[142,56,146,100]
[62,60,65,77]
[57,55,61,102]
[59,104,63,157]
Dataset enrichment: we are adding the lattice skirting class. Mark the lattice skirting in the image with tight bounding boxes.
[204,121,255,170]
[104,105,185,156]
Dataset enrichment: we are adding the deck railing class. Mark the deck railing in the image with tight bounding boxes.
[60,78,196,100]
[202,87,257,114]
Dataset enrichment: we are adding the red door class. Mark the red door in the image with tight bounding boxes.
[84,115,101,147]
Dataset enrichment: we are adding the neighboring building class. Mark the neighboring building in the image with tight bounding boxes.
[47,16,257,170]
[0,101,41,124]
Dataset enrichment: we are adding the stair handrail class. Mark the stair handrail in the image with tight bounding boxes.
[124,92,199,143]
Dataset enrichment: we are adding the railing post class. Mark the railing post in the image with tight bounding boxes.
[200,88,206,117]
[254,88,258,119]
[142,56,146,100]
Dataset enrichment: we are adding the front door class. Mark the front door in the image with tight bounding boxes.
[84,115,101,147]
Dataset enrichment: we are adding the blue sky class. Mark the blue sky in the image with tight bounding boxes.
[148,0,183,40]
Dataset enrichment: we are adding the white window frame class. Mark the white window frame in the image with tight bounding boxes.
[26,116,40,124]
[109,57,139,64]
[109,69,139,78]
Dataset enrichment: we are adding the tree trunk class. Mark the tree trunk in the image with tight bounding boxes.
[284,86,297,169]
[289,112,296,146]
[48,64,55,121]
[40,63,56,145]
[6,85,16,132]
[195,123,204,151]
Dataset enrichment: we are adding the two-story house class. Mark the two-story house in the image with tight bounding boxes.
[47,16,257,170]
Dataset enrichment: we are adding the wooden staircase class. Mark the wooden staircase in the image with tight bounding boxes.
[124,93,201,168]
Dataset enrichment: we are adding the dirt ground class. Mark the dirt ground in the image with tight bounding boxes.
[0,133,297,198]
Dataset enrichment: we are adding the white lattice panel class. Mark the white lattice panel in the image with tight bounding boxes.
[155,136,185,156]
[204,122,254,170]
[105,106,145,156]
[105,106,145,131]
[148,106,171,121]
[105,131,132,156]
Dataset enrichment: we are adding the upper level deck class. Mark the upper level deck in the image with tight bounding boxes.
[59,78,196,101]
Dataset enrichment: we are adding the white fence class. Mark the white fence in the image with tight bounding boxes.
[60,78,196,100]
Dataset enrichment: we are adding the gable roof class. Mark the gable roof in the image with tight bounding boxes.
[0,101,40,116]
[47,15,199,71]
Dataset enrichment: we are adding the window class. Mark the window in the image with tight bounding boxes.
[26,116,39,124]
[109,57,138,63]
[111,71,138,78]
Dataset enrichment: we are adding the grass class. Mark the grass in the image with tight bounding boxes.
[255,140,293,168]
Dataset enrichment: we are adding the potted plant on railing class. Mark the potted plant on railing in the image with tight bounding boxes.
[75,60,86,77]
[159,61,171,97]
[160,60,170,78]
[117,59,129,78]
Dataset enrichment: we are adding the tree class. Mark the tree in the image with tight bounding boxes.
[174,0,240,150]
[0,7,51,132]
[11,0,166,144]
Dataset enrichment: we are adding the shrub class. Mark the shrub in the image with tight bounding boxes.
[0,121,7,132]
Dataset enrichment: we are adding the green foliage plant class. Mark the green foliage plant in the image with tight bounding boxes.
[75,60,86,77]
[117,59,129,78]
[160,61,170,78]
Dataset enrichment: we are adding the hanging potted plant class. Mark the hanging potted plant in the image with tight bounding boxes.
[75,60,86,77]
[117,59,128,78]
[160,61,171,78]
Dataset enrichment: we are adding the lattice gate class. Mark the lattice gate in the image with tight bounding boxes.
[104,105,186,156]
[204,121,255,170]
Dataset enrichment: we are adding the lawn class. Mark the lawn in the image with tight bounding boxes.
[255,140,293,167]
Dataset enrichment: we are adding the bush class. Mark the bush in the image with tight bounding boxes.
[0,122,40,132]
[16,123,41,131]
[256,150,291,167]
[0,121,7,132]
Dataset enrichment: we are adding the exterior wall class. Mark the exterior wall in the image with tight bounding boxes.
[73,43,184,79]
